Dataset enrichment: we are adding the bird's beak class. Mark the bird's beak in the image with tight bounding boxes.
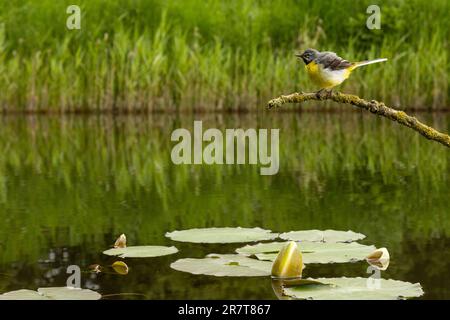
[295,53,303,59]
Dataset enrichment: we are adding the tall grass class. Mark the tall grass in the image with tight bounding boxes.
[0,0,448,112]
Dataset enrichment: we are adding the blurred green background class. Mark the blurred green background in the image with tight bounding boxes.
[0,0,448,111]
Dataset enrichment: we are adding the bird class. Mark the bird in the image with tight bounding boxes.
[296,48,387,90]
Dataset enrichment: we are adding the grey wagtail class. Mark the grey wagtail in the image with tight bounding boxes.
[296,49,387,89]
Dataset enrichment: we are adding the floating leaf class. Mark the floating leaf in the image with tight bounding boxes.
[279,230,365,243]
[170,254,273,277]
[112,261,129,275]
[366,247,390,271]
[114,234,127,248]
[272,279,326,300]
[0,289,48,300]
[37,287,102,300]
[103,245,178,258]
[0,287,101,300]
[283,277,423,300]
[166,227,278,244]
[271,241,303,279]
[237,241,375,264]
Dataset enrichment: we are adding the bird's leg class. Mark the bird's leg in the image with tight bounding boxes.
[315,88,327,100]
[315,88,333,100]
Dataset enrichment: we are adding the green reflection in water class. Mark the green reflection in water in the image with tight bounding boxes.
[0,112,448,299]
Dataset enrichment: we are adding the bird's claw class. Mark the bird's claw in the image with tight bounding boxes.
[315,89,333,100]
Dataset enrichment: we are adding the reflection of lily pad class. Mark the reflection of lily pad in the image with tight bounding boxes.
[103,246,178,258]
[283,277,424,300]
[280,230,365,243]
[170,254,273,277]
[237,241,375,264]
[0,287,101,300]
[166,227,278,243]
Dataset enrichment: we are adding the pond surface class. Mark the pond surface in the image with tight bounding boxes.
[0,111,448,299]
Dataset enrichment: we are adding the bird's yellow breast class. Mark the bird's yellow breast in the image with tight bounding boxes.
[305,61,351,89]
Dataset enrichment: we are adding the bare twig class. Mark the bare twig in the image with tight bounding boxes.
[267,91,450,148]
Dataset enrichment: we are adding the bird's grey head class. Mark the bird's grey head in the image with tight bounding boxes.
[296,49,319,65]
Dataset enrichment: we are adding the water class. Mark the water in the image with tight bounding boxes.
[0,112,448,299]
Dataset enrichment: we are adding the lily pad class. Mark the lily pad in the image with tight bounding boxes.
[237,241,375,264]
[272,279,325,300]
[280,230,365,243]
[0,289,48,300]
[170,254,274,277]
[37,287,102,300]
[0,287,101,300]
[166,227,278,243]
[103,245,178,258]
[283,277,424,300]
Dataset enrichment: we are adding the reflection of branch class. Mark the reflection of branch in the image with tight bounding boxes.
[267,91,450,148]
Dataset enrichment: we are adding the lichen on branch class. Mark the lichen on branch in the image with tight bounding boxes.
[267,91,450,148]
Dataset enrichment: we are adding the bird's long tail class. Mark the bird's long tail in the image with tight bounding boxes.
[351,58,387,70]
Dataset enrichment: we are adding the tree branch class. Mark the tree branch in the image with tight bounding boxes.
[267,91,450,148]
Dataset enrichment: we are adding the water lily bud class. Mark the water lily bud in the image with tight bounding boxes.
[114,234,127,248]
[88,264,102,273]
[271,241,303,279]
[111,261,129,275]
[366,247,390,270]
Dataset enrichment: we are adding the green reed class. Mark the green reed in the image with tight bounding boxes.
[0,0,448,111]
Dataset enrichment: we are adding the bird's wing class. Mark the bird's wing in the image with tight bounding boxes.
[315,52,352,70]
